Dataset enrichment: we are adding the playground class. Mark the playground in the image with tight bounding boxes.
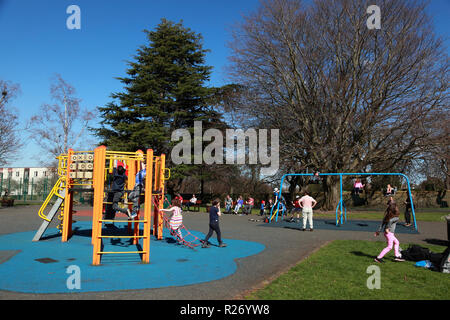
[0,147,448,300]
[0,197,448,299]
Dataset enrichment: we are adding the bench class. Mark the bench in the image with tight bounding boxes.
[1,198,14,207]
[182,199,202,212]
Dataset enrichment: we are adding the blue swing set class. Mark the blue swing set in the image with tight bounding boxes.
[270,172,418,231]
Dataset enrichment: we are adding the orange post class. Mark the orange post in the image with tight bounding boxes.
[132,150,143,244]
[91,147,100,245]
[127,158,137,235]
[152,158,161,237]
[157,154,166,240]
[92,146,106,265]
[142,149,153,263]
[62,149,74,242]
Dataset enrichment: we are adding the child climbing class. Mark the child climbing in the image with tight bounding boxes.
[128,162,146,219]
[273,188,287,216]
[161,198,184,241]
[374,200,405,263]
[105,163,132,220]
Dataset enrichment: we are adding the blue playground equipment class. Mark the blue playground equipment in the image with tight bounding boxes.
[271,173,418,231]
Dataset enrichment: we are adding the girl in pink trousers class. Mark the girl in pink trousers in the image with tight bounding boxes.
[374,200,405,263]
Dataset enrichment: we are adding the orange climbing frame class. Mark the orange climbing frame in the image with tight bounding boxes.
[91,147,168,265]
[40,146,167,266]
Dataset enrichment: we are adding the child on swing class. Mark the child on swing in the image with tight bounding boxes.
[374,199,405,263]
[160,198,184,242]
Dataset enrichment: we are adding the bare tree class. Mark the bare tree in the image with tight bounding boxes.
[414,110,450,189]
[0,80,22,166]
[27,74,95,163]
[227,0,449,209]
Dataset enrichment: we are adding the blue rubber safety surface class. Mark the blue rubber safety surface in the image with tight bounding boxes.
[0,221,265,293]
[260,218,419,234]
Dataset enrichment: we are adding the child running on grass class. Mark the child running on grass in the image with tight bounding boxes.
[161,198,184,241]
[374,200,405,263]
[377,197,400,233]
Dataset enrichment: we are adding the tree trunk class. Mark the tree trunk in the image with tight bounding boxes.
[287,175,301,201]
[200,178,205,196]
[322,176,340,211]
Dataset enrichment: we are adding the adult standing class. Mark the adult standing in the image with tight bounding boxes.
[299,191,317,231]
[404,191,414,227]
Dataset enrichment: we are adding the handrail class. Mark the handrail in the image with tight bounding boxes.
[164,168,171,180]
[38,177,65,222]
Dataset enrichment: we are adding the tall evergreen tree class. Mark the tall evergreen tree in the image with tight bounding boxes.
[95,19,220,152]
[93,19,226,194]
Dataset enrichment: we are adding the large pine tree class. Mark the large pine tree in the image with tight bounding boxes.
[95,19,222,154]
[94,19,225,194]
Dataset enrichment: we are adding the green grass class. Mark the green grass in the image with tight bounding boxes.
[312,209,449,222]
[252,207,449,222]
[247,240,450,300]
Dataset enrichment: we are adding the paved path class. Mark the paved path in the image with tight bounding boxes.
[0,205,447,300]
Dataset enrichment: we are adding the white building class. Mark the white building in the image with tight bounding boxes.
[0,167,57,196]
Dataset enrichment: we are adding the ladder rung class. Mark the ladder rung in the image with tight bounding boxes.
[98,251,145,254]
[99,235,147,238]
[100,219,147,223]
[103,202,131,205]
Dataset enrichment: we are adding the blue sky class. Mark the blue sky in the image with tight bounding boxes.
[1,0,449,167]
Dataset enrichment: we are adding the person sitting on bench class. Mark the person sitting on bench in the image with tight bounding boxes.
[384,184,396,197]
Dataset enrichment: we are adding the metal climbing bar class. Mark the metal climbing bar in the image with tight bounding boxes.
[274,172,418,231]
[91,147,163,265]
[32,146,167,265]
